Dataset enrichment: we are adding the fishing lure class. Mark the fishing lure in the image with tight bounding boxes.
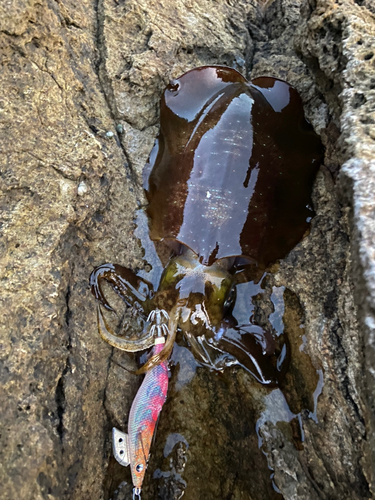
[112,310,170,499]
[91,66,322,384]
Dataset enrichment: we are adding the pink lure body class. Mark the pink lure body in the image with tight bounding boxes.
[128,342,169,489]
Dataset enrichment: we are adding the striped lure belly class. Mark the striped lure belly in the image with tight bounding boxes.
[113,340,169,497]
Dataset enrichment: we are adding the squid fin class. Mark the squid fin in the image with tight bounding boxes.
[112,427,130,467]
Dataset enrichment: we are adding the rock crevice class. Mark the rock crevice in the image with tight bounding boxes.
[0,0,374,499]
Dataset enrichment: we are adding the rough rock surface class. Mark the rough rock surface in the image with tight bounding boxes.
[0,1,374,500]
[295,0,375,491]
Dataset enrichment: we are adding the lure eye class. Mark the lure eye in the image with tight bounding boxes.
[223,287,236,314]
[136,463,144,473]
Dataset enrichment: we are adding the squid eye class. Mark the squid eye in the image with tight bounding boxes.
[136,463,144,473]
[168,79,180,93]
[223,287,236,313]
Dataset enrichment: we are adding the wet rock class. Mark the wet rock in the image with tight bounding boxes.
[0,0,374,499]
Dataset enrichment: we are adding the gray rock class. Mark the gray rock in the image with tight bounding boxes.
[296,0,375,492]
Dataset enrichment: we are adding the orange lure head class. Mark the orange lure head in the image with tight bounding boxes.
[130,429,151,490]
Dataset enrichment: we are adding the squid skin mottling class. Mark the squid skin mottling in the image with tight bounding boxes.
[128,342,169,489]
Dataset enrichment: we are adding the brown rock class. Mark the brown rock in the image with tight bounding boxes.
[0,0,373,499]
